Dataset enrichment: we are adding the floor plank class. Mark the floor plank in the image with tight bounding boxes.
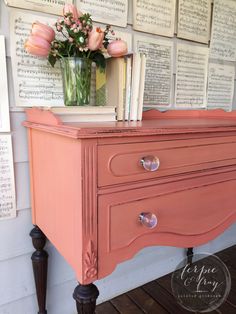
[216,247,236,292]
[217,300,236,314]
[111,294,145,314]
[97,245,236,314]
[127,287,169,314]
[96,301,119,314]
[158,268,223,313]
[217,245,236,262]
[143,280,189,314]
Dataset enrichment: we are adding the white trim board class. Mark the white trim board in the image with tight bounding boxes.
[0,36,10,132]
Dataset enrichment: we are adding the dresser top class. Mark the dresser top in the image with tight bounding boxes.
[23,108,236,139]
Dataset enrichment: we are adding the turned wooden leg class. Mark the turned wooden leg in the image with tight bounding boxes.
[30,226,48,314]
[73,283,99,314]
[187,247,194,264]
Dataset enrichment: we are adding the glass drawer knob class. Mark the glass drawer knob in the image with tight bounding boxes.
[139,212,158,229]
[140,156,160,172]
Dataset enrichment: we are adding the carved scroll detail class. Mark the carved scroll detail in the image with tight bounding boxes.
[84,240,98,280]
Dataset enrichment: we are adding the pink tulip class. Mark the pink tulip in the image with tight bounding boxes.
[107,40,128,57]
[63,4,82,20]
[31,22,55,43]
[88,27,104,51]
[25,35,51,57]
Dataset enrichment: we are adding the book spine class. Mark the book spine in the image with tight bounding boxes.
[137,53,147,121]
[130,53,141,121]
[117,58,126,121]
[124,56,132,120]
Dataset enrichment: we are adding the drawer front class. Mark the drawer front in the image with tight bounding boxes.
[98,136,236,187]
[98,174,236,278]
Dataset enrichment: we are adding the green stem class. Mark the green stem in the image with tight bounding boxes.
[56,52,64,59]
[87,50,91,59]
[68,44,73,56]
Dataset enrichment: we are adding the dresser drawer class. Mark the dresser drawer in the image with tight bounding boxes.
[98,174,236,278]
[98,136,236,187]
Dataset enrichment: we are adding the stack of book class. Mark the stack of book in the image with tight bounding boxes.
[106,53,147,121]
[48,106,116,122]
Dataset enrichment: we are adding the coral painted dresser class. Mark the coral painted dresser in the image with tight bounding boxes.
[24,108,236,314]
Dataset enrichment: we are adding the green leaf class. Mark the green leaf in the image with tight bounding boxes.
[91,52,106,70]
[48,54,57,67]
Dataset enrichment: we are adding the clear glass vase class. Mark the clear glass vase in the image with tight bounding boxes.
[60,57,92,106]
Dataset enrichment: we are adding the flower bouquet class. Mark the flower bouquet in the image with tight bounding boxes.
[25,4,127,106]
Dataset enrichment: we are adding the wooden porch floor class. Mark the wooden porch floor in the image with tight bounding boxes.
[96,245,236,314]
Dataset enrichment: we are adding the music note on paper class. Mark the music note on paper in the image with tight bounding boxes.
[133,0,176,37]
[210,0,236,61]
[77,0,128,27]
[175,43,209,108]
[10,11,64,107]
[207,63,235,111]
[0,135,16,220]
[134,35,173,107]
[177,0,211,44]
[0,36,10,132]
[4,0,72,15]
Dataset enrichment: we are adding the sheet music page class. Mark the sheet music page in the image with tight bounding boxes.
[134,35,173,107]
[175,43,209,108]
[0,36,10,132]
[210,0,236,61]
[177,0,211,44]
[77,0,128,27]
[5,0,72,15]
[10,11,64,107]
[0,135,16,220]
[133,0,176,37]
[207,63,235,111]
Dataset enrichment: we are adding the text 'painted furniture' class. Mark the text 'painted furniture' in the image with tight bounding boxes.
[24,108,236,314]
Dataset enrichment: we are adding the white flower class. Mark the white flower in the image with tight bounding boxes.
[79,36,84,43]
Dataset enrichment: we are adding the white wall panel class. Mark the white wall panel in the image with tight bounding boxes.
[0,280,78,314]
[0,209,32,261]
[7,58,16,109]
[11,112,28,163]
[14,162,31,211]
[0,2,10,55]
[0,254,35,306]
[0,247,75,306]
[127,0,133,25]
[0,294,38,314]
